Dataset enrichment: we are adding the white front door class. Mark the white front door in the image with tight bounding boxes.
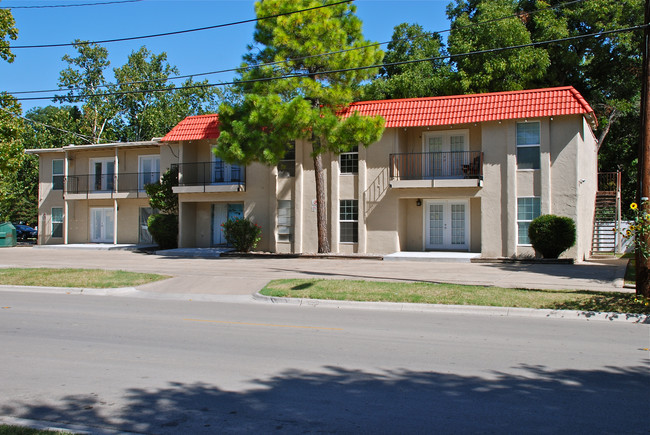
[212,204,228,245]
[425,200,469,250]
[212,203,244,246]
[423,130,469,178]
[90,207,114,243]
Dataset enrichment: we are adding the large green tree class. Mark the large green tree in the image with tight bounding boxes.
[447,0,551,93]
[217,0,385,253]
[0,4,23,223]
[362,23,453,99]
[0,93,30,224]
[112,46,218,142]
[55,40,116,143]
[0,0,17,63]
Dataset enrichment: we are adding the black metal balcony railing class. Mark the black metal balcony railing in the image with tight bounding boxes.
[172,162,245,187]
[390,151,483,180]
[66,172,160,194]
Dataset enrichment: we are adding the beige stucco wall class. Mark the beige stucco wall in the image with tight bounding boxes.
[477,116,596,261]
[30,142,165,245]
[173,139,274,250]
[34,151,65,245]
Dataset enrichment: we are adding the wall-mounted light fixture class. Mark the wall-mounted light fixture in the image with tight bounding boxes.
[416,199,422,207]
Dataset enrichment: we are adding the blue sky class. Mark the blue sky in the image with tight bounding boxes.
[0,0,452,113]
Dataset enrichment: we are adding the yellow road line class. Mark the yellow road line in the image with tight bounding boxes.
[183,318,343,331]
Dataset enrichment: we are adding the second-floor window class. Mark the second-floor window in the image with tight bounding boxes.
[516,122,540,170]
[340,145,358,174]
[52,159,64,191]
[278,141,295,178]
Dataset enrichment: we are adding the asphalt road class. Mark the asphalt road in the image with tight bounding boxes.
[1,290,648,434]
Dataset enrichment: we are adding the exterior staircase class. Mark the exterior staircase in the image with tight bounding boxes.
[590,172,621,256]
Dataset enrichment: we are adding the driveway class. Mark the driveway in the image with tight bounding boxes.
[0,246,629,296]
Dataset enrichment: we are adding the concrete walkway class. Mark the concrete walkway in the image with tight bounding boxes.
[0,246,629,297]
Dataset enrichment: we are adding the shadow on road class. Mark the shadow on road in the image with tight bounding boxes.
[2,363,648,434]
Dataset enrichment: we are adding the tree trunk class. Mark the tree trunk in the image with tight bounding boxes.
[313,150,330,254]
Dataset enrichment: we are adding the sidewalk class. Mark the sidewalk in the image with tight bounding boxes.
[0,246,629,297]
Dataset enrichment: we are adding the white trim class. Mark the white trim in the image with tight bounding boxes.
[138,154,160,190]
[422,129,469,153]
[423,199,470,251]
[516,196,541,246]
[516,121,541,170]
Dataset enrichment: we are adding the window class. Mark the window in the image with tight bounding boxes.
[51,207,63,238]
[340,145,358,174]
[52,159,64,190]
[517,197,541,245]
[516,122,540,170]
[278,142,295,178]
[139,155,160,190]
[277,200,293,242]
[340,199,358,243]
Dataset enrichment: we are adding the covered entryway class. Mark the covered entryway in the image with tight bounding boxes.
[90,207,114,243]
[424,200,469,251]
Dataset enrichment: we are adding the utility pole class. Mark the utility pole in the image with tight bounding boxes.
[637,0,650,298]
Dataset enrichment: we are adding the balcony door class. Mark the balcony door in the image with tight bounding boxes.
[423,130,468,178]
[211,147,242,183]
[139,155,160,190]
[425,200,469,251]
[90,158,115,192]
[90,207,114,243]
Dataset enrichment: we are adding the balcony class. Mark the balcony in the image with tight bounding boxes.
[172,162,246,193]
[65,172,159,199]
[389,151,483,188]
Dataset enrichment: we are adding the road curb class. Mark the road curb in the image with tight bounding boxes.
[2,285,646,324]
[252,292,650,324]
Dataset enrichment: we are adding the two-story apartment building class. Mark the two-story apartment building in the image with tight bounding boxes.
[26,140,161,245]
[29,86,598,260]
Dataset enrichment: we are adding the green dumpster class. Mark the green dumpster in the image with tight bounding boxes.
[0,222,17,247]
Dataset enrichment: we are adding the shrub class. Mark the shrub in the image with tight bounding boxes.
[222,218,262,252]
[147,214,178,250]
[528,214,576,259]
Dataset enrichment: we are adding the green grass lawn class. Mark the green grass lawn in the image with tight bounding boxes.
[261,279,650,314]
[0,268,168,288]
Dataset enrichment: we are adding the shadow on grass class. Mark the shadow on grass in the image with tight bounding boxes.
[291,281,316,291]
[1,364,648,434]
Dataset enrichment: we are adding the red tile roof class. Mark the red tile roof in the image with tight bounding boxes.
[339,86,596,128]
[161,114,220,142]
[162,87,595,142]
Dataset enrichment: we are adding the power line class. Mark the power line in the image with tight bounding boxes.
[8,0,353,49]
[11,23,647,102]
[6,0,589,96]
[0,106,94,143]
[0,0,142,9]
